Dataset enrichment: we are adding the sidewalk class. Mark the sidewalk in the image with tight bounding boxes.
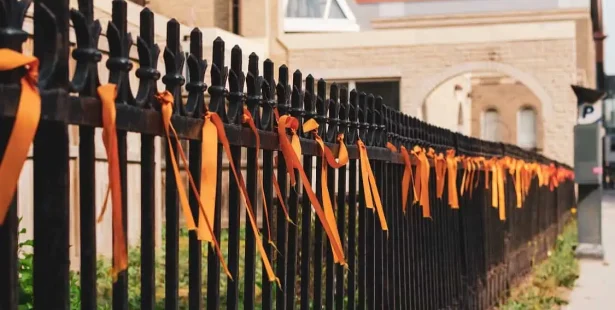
[565,191,615,310]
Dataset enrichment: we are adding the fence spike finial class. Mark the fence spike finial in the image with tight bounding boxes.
[339,86,349,142]
[261,59,275,131]
[69,1,102,95]
[302,74,316,138]
[276,65,290,117]
[162,18,185,114]
[208,37,227,119]
[291,70,304,133]
[246,52,263,129]
[105,0,134,105]
[135,8,161,109]
[228,45,245,125]
[185,28,207,118]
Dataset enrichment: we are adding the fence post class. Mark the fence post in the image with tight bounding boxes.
[0,0,32,309]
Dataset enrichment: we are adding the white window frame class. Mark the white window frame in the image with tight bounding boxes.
[283,0,360,33]
[516,107,537,150]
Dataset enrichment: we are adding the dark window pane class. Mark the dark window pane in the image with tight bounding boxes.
[355,81,400,111]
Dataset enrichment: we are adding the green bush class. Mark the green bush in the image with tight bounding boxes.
[18,225,264,309]
[500,220,579,310]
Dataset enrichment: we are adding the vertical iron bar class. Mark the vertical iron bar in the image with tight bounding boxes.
[335,87,349,310]
[70,0,102,307]
[275,65,290,310]
[260,59,276,310]
[244,52,261,310]
[32,0,71,308]
[186,27,207,310]
[285,70,304,309]
[161,18,184,310]
[226,45,245,310]
[207,37,226,310]
[300,75,316,310]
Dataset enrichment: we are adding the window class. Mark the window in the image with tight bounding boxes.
[517,107,537,150]
[481,109,500,142]
[329,80,400,111]
[284,0,360,32]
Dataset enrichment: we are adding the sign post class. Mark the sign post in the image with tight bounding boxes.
[572,85,606,259]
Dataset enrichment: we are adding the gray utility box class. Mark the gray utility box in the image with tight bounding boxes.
[575,123,602,185]
[604,134,615,164]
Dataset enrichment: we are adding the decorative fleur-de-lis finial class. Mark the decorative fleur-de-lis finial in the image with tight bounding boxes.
[338,87,349,142]
[70,0,102,95]
[227,45,245,125]
[365,94,376,146]
[302,74,316,138]
[260,59,275,131]
[0,0,32,83]
[347,89,359,145]
[315,78,328,138]
[135,8,161,108]
[162,18,185,114]
[208,37,228,120]
[374,96,386,147]
[246,53,263,129]
[358,92,368,142]
[290,70,304,133]
[276,65,291,117]
[185,28,207,118]
[106,0,134,105]
[326,83,340,143]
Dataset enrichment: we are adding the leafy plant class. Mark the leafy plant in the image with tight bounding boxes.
[499,220,579,310]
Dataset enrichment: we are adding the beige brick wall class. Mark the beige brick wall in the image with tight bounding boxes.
[146,0,230,30]
[286,38,578,165]
[470,81,544,150]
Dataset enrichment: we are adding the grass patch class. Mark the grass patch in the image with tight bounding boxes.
[499,220,579,310]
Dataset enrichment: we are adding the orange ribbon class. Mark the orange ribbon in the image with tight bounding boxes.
[0,49,40,225]
[386,142,398,153]
[446,150,459,209]
[242,108,276,249]
[411,146,430,218]
[358,139,388,231]
[431,150,447,199]
[155,91,232,279]
[400,146,416,213]
[202,109,279,285]
[95,85,128,280]
[303,118,348,263]
[277,115,346,264]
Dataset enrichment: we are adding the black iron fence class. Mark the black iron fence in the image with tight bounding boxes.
[0,0,576,309]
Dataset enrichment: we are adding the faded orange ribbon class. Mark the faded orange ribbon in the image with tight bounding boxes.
[95,84,128,280]
[0,49,40,225]
[277,114,346,264]
[357,139,388,231]
[430,149,447,199]
[242,108,277,249]
[201,108,279,285]
[155,91,232,279]
[303,118,348,263]
[446,150,459,209]
[386,142,398,153]
[400,146,416,213]
[411,146,430,218]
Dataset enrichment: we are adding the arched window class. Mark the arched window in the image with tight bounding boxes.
[421,103,428,122]
[481,109,500,142]
[517,107,537,150]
